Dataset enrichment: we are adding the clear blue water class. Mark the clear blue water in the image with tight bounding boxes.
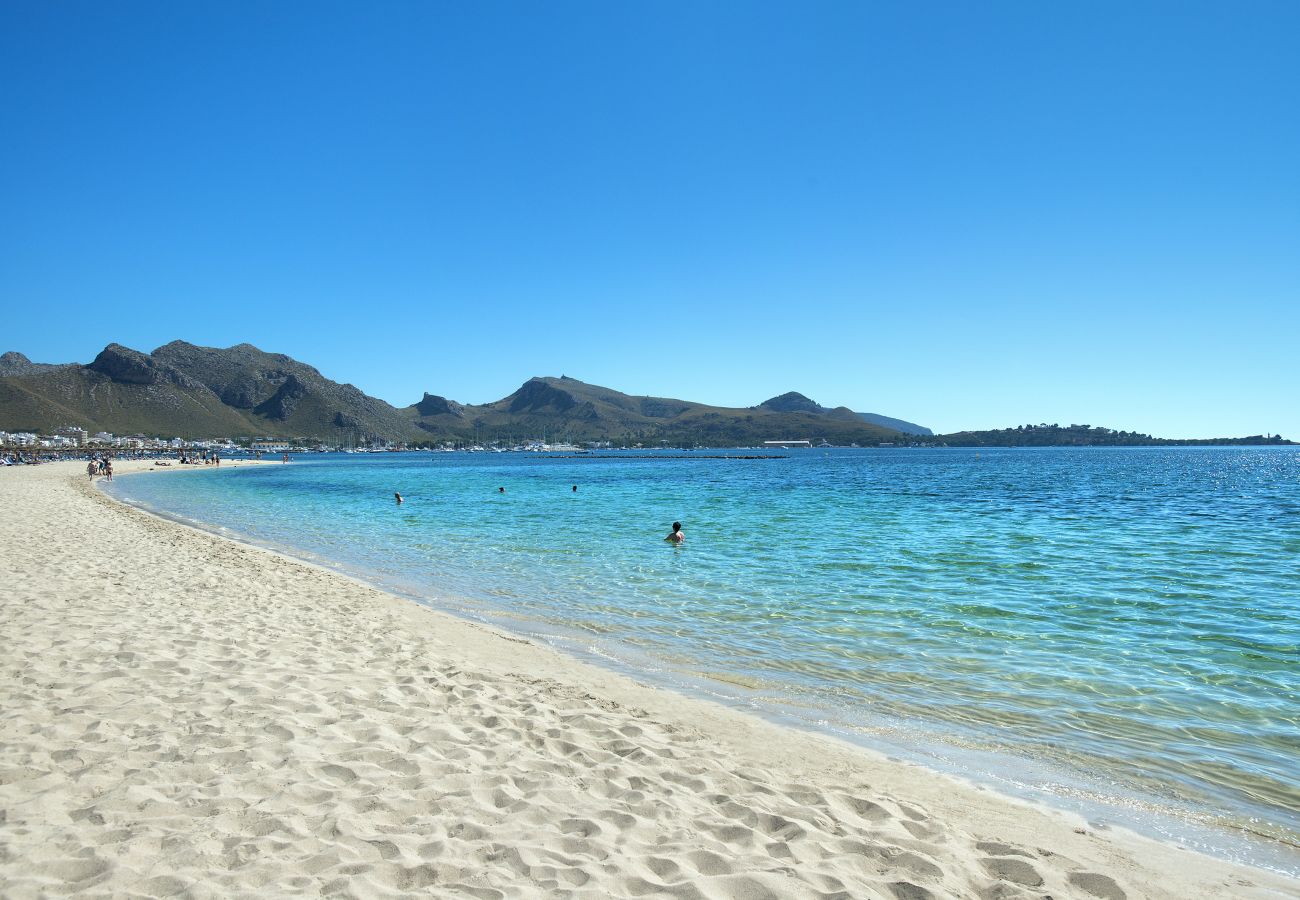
[106,448,1300,872]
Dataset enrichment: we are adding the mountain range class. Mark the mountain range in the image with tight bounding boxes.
[4,342,1289,447]
[0,342,926,446]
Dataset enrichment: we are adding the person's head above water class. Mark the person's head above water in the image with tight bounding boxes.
[672,521,681,532]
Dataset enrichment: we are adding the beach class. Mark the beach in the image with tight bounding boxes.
[0,461,1294,899]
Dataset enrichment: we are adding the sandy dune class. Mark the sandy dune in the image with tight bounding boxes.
[0,461,1294,898]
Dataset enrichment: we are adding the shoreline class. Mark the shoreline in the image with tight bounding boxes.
[2,460,1296,898]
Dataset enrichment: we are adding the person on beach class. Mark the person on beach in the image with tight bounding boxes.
[87,460,97,480]
[665,521,684,543]
[104,459,113,482]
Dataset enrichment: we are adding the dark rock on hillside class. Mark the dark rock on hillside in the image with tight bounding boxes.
[508,378,577,414]
[87,344,162,385]
[414,393,465,417]
[254,373,308,420]
[148,341,419,439]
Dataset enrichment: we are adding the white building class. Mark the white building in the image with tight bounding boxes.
[54,426,89,446]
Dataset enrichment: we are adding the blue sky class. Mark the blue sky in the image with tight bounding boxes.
[2,2,1296,438]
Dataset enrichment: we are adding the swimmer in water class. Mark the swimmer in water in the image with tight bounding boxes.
[665,521,684,544]
[395,492,403,504]
[498,486,506,494]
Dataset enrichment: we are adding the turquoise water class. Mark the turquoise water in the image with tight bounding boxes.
[106,448,1300,871]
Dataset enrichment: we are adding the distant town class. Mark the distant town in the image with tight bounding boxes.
[0,425,944,459]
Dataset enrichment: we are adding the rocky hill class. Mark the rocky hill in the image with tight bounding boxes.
[0,342,415,442]
[759,392,932,435]
[404,376,912,446]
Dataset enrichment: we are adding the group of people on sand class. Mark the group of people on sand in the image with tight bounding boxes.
[177,450,221,466]
[393,484,687,544]
[86,456,114,481]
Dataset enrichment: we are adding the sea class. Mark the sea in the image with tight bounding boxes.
[104,447,1300,875]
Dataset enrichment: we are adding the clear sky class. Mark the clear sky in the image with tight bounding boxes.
[2,2,1296,438]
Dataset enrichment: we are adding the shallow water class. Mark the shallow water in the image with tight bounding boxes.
[107,447,1300,872]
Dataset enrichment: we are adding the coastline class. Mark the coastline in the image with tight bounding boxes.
[1,460,1295,898]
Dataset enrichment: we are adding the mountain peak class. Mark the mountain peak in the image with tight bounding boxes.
[88,344,160,384]
[0,352,35,376]
[0,351,61,377]
[153,340,199,355]
[759,392,824,414]
[414,393,465,417]
[508,378,577,414]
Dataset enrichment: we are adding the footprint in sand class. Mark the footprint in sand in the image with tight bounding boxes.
[841,795,893,823]
[263,724,294,741]
[980,856,1044,887]
[1068,871,1127,900]
[975,841,1035,858]
[686,849,733,876]
[319,763,358,784]
[889,882,935,900]
[379,756,420,776]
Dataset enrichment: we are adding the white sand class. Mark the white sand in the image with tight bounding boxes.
[1,460,1295,899]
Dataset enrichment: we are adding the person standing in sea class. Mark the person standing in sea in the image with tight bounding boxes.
[665,521,684,544]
